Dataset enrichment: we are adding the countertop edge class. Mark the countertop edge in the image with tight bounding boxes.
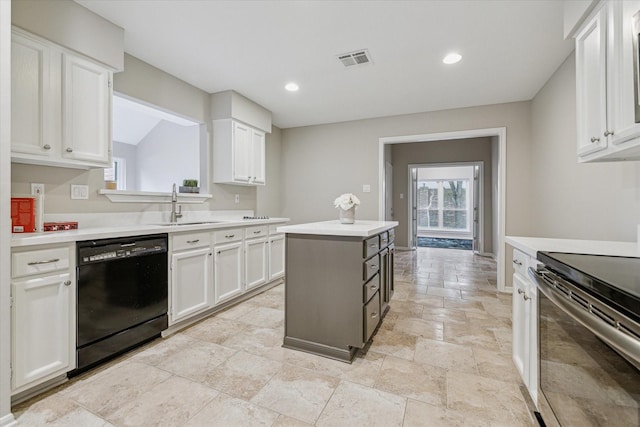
[11,218,290,248]
[277,220,399,238]
[505,236,640,259]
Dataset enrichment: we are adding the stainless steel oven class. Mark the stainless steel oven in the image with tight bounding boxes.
[529,252,640,427]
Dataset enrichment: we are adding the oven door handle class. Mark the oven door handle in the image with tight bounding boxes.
[528,267,640,367]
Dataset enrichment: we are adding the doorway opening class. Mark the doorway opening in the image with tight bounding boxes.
[378,127,507,291]
[409,163,482,252]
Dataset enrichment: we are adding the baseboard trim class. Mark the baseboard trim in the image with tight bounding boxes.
[0,413,16,426]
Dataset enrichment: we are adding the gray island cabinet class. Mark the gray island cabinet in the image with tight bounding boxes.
[277,220,398,362]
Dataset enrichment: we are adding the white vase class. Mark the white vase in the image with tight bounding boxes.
[339,207,355,224]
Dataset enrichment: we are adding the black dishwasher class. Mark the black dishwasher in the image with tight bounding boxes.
[73,234,168,375]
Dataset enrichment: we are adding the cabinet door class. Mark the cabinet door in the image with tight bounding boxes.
[269,234,285,280]
[12,273,73,390]
[214,241,244,304]
[11,33,57,157]
[170,247,212,323]
[232,122,251,183]
[250,129,266,185]
[62,54,112,165]
[512,274,531,386]
[245,237,268,290]
[576,8,609,157]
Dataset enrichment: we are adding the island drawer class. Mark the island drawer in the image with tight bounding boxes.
[12,246,70,278]
[512,248,528,277]
[363,255,380,281]
[172,231,211,251]
[379,231,390,248]
[388,228,395,243]
[364,273,380,303]
[364,291,381,342]
[214,228,243,244]
[363,236,379,259]
[245,225,268,239]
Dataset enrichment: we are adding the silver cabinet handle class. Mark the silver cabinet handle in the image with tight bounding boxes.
[64,280,71,286]
[604,130,614,137]
[590,137,600,143]
[517,288,524,295]
[369,244,377,248]
[28,258,60,265]
[370,264,378,269]
[121,243,135,247]
[512,259,522,266]
[187,239,200,244]
[253,230,262,234]
[225,234,235,239]
[370,284,378,290]
[66,147,73,152]
[523,294,530,301]
[371,312,378,318]
[43,144,51,150]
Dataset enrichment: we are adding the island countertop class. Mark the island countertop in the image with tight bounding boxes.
[277,220,398,237]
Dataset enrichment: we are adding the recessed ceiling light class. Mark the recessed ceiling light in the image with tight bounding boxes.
[442,53,462,65]
[285,82,299,92]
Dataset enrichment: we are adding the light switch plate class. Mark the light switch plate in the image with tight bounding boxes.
[71,184,89,200]
[234,194,240,204]
[363,184,371,193]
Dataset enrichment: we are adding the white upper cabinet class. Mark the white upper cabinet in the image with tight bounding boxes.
[11,28,112,169]
[575,1,640,162]
[62,54,112,165]
[213,119,266,186]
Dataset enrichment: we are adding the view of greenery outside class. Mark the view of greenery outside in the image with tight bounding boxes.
[417,180,468,231]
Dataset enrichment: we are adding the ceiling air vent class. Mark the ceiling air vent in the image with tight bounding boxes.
[337,49,372,68]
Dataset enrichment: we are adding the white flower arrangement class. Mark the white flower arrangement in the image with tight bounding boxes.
[333,193,361,210]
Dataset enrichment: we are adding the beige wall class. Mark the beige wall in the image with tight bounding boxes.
[390,138,494,251]
[12,0,124,70]
[530,52,640,241]
[280,102,533,244]
[257,126,283,217]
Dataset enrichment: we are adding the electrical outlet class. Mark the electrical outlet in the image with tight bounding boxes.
[31,183,44,196]
[363,184,371,193]
[71,184,89,200]
[234,194,240,204]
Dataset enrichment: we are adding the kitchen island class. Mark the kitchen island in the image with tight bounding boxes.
[277,220,398,362]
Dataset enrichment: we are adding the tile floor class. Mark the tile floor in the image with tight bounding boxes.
[13,247,535,426]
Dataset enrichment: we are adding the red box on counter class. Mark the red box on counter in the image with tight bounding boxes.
[11,197,36,233]
[43,222,79,232]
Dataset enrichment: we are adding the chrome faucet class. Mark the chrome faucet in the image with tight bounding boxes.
[170,183,182,223]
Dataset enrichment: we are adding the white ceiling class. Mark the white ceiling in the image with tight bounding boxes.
[77,0,574,129]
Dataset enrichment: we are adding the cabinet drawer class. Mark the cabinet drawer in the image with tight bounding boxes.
[388,228,395,243]
[379,231,389,249]
[364,273,380,303]
[172,232,210,251]
[12,246,70,278]
[363,255,380,281]
[363,236,379,259]
[213,228,243,244]
[269,224,283,235]
[364,291,380,342]
[512,249,528,278]
[245,225,268,240]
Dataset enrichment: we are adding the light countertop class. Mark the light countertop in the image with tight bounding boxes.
[12,217,289,248]
[506,236,640,259]
[278,220,398,237]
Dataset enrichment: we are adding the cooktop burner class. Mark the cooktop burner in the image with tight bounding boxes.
[538,252,640,320]
[243,216,269,220]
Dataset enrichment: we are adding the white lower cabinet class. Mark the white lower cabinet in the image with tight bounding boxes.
[214,240,244,304]
[511,249,538,406]
[170,247,213,323]
[11,243,75,393]
[245,226,268,290]
[268,234,285,280]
